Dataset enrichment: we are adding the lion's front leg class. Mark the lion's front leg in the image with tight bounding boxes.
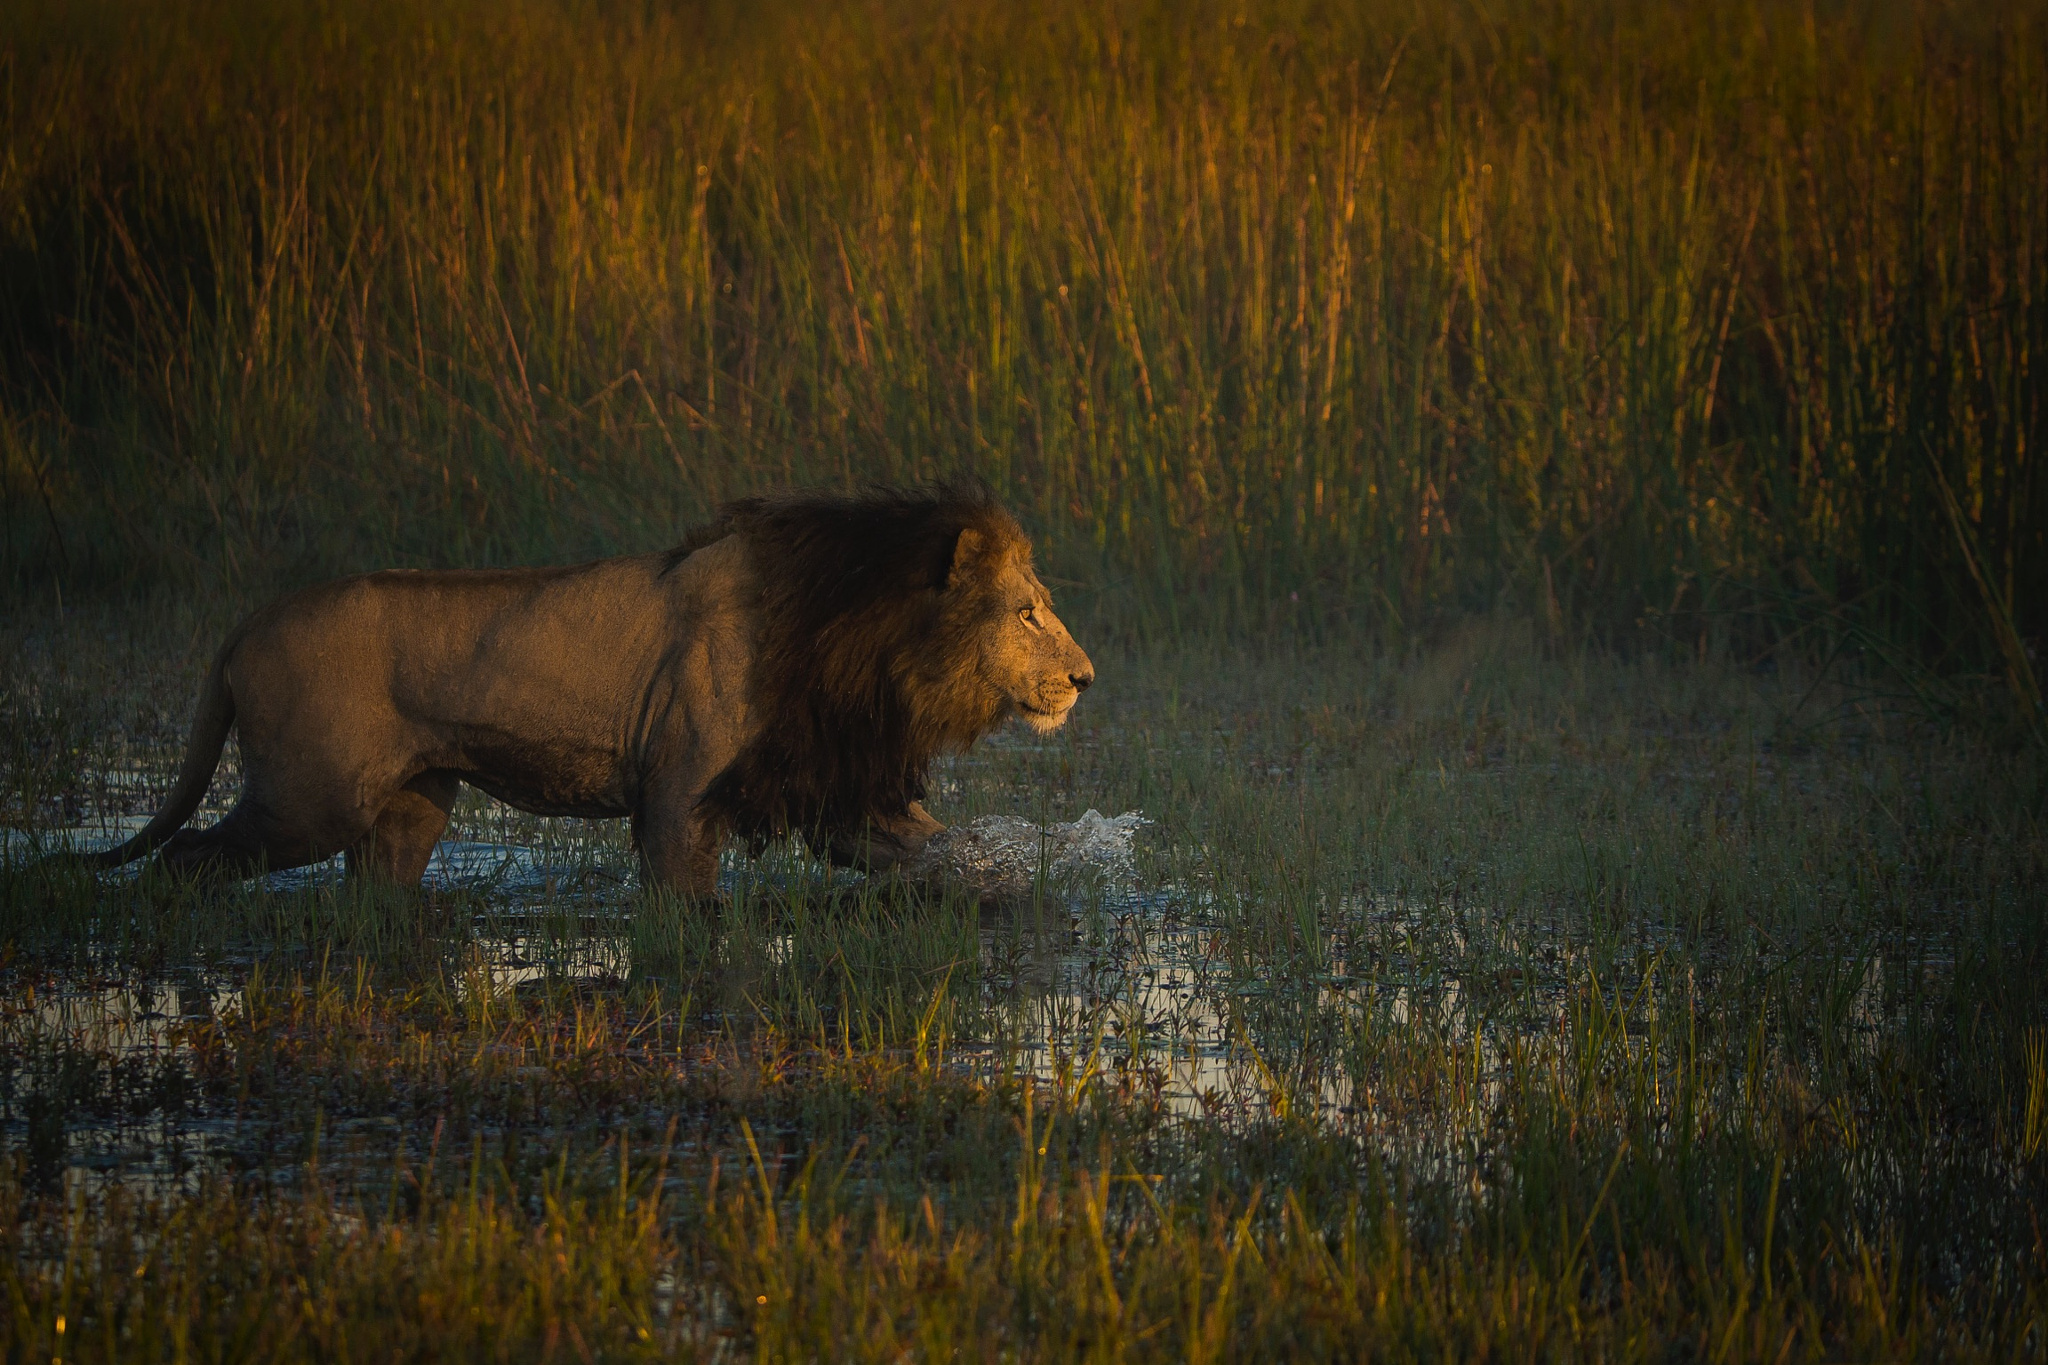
[633,790,727,900]
[826,800,944,872]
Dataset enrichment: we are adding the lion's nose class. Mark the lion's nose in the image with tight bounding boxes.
[1070,668,1094,693]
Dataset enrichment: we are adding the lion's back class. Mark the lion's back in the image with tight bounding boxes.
[219,545,760,763]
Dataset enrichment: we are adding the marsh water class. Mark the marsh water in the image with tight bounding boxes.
[1,795,1639,1199]
[0,650,2020,1290]
[5,628,2043,1345]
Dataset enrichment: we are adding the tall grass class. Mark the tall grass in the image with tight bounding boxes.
[1,0,2043,659]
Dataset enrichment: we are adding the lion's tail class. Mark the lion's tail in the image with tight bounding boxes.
[80,657,236,869]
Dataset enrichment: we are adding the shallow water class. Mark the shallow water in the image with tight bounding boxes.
[20,806,1482,1134]
[6,821,626,901]
[0,803,1941,1204]
[4,808,1255,1189]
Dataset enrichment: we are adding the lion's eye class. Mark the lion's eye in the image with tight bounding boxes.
[1020,606,1040,628]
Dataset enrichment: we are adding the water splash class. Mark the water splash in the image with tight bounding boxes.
[906,809,1150,906]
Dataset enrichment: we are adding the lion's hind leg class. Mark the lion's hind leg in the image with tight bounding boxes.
[346,771,461,889]
[154,801,327,884]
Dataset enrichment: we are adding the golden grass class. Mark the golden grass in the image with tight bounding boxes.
[0,0,2041,662]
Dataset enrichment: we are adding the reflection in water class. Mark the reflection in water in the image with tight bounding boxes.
[0,809,1855,1205]
[4,812,1509,1188]
[2,969,245,1199]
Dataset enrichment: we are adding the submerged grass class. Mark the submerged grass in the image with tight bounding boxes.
[2,604,2044,1358]
[1,0,2044,666]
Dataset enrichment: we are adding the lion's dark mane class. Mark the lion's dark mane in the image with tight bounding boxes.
[675,482,1027,848]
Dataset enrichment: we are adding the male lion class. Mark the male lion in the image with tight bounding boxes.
[87,483,1094,897]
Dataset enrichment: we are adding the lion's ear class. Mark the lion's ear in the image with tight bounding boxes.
[947,526,988,586]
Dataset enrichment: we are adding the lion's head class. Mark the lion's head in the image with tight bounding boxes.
[929,523,1093,736]
[689,482,1095,844]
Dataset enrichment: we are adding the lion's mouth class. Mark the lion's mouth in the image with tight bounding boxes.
[1016,694,1077,733]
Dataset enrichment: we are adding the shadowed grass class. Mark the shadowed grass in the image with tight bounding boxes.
[2,605,2044,1357]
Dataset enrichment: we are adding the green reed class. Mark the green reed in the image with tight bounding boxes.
[0,0,2041,678]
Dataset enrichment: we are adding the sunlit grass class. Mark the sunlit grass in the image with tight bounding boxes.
[1,0,2043,676]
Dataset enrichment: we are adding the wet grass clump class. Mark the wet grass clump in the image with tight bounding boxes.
[2,606,2044,1358]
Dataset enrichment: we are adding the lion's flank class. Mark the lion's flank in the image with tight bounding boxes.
[683,481,1029,846]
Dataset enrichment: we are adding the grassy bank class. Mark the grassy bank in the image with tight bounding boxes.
[2,0,2044,674]
[3,606,2045,1357]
